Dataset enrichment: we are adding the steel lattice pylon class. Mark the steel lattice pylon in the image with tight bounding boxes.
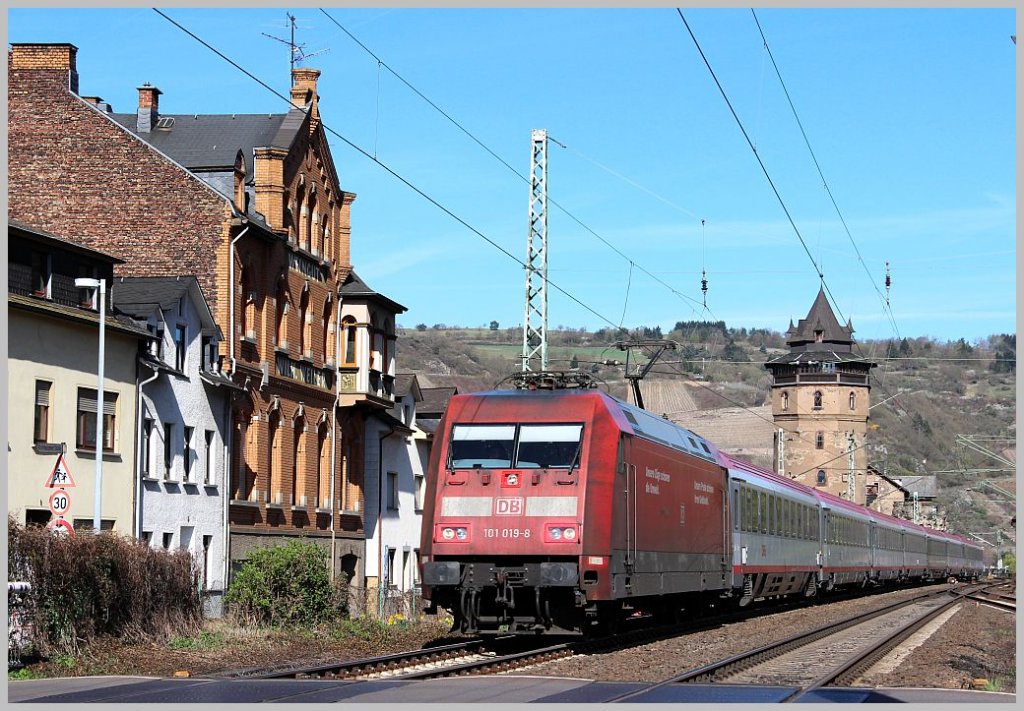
[522,129,548,372]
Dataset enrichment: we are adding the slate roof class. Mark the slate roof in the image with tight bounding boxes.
[339,270,407,313]
[884,474,938,499]
[394,373,422,401]
[785,287,854,351]
[419,386,458,419]
[113,276,221,337]
[108,110,304,178]
[8,293,153,340]
[766,350,875,367]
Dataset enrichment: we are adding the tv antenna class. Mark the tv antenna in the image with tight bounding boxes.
[262,12,329,81]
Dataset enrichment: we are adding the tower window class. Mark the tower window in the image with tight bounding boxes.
[781,391,789,411]
[816,469,827,486]
[815,431,824,449]
[849,392,856,410]
[813,391,823,409]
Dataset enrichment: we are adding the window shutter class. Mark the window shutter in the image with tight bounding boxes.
[78,389,116,414]
[36,382,50,407]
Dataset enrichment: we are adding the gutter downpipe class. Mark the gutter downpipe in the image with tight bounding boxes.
[377,421,397,619]
[226,217,248,600]
[329,289,341,582]
[134,361,160,539]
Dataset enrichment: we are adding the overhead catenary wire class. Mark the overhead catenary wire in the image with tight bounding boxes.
[320,8,708,321]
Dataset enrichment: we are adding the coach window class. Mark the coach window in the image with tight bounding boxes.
[450,424,515,469]
[759,491,768,534]
[515,424,583,468]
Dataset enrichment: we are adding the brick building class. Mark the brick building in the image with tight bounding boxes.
[8,43,404,584]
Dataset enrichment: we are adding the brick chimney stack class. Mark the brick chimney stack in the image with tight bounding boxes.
[290,67,321,133]
[9,43,80,94]
[137,83,162,133]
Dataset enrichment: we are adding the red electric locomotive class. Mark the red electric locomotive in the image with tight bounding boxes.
[419,375,984,635]
[419,376,729,634]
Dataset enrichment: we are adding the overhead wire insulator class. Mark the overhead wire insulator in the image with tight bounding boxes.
[884,261,891,306]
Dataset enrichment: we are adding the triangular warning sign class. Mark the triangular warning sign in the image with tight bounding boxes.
[45,454,76,488]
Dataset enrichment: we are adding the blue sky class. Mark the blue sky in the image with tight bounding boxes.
[8,7,1017,342]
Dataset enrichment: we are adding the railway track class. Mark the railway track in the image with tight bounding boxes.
[607,582,995,702]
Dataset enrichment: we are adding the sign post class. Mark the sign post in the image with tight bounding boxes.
[44,452,76,537]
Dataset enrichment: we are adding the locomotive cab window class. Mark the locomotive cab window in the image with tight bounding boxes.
[450,425,515,468]
[515,424,583,468]
[448,423,583,469]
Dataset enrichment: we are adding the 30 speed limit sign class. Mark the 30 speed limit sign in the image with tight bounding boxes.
[49,490,71,516]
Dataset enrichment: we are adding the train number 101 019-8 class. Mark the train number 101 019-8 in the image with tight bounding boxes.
[484,527,531,539]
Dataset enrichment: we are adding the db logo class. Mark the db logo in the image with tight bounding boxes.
[495,497,524,515]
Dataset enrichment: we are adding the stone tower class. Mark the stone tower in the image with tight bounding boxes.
[764,288,876,503]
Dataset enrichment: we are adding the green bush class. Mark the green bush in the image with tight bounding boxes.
[7,516,202,656]
[223,540,340,627]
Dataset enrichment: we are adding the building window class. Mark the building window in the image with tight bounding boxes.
[276,287,290,349]
[813,390,823,409]
[201,336,212,371]
[164,422,174,479]
[816,469,827,486]
[25,510,51,528]
[175,324,187,371]
[77,388,116,452]
[34,380,52,443]
[74,519,114,532]
[414,473,425,511]
[142,531,153,546]
[815,431,824,449]
[387,471,399,510]
[849,392,856,410]
[342,317,357,365]
[162,532,173,549]
[780,391,789,411]
[183,426,194,482]
[205,430,216,484]
[317,422,330,509]
[143,418,155,476]
[31,251,51,298]
[299,290,311,358]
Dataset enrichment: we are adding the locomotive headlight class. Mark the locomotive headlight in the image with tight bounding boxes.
[546,525,577,542]
[442,527,455,540]
[455,527,467,540]
[563,526,577,541]
[438,525,469,542]
[550,528,562,540]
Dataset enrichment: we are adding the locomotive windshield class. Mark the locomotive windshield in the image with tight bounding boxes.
[449,423,583,469]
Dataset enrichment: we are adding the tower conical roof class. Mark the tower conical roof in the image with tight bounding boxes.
[786,287,854,352]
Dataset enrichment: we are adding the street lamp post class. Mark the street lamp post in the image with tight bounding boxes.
[75,277,106,533]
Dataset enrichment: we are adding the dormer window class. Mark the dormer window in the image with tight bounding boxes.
[31,251,51,298]
[814,329,824,343]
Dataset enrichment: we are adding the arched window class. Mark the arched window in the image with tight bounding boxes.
[813,390,823,409]
[849,391,856,410]
[294,181,306,246]
[342,316,357,366]
[240,266,258,341]
[305,188,316,253]
[268,408,282,503]
[815,431,824,449]
[322,298,334,364]
[276,284,290,349]
[317,420,331,510]
[299,289,311,357]
[292,413,306,510]
[781,391,789,411]
[816,469,827,486]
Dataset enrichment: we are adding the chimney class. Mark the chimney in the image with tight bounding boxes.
[81,96,113,113]
[290,67,321,133]
[9,43,79,94]
[137,83,162,133]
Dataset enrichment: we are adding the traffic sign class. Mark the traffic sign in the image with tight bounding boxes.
[48,489,72,516]
[44,454,76,488]
[46,518,75,538]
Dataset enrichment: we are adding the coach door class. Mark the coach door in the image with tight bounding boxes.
[618,435,637,575]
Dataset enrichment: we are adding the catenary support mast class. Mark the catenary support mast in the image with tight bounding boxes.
[522,129,549,372]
